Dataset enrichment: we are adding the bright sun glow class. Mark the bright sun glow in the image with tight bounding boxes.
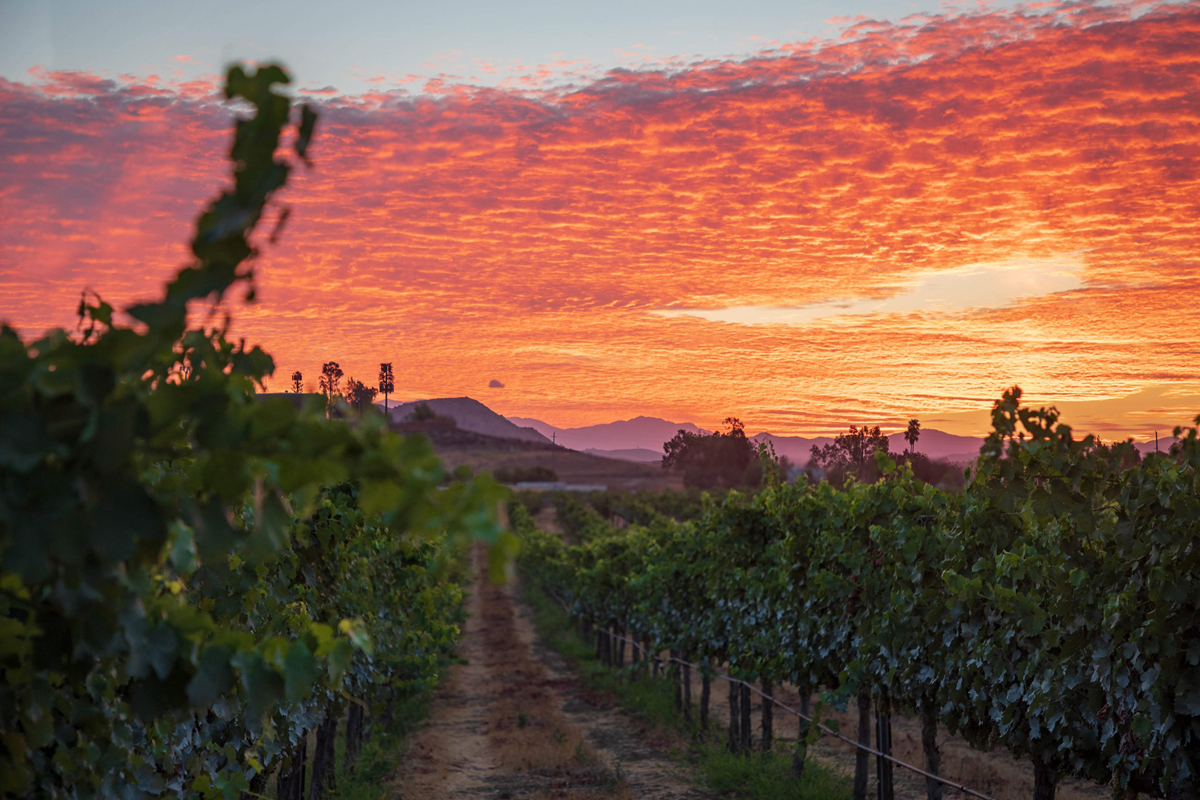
[651,256,1088,326]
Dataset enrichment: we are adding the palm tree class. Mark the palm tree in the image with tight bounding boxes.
[378,362,394,413]
[904,418,921,455]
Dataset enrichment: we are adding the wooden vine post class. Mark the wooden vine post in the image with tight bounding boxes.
[920,697,942,800]
[309,713,339,800]
[740,683,752,752]
[728,680,740,753]
[791,692,811,782]
[854,690,871,800]
[875,707,894,800]
[671,649,683,713]
[346,701,366,768]
[683,661,693,720]
[277,741,306,800]
[762,679,774,753]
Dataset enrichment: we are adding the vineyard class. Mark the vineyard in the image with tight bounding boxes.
[516,394,1200,800]
[3,61,1199,800]
[0,66,508,797]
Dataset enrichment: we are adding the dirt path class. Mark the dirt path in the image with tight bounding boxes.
[391,548,709,800]
[510,592,710,800]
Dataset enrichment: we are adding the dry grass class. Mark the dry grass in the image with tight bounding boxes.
[528,789,639,800]
[390,548,634,799]
[664,660,1109,800]
[479,574,589,772]
[475,571,642,799]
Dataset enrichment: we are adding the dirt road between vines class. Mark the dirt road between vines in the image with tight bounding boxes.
[390,548,710,800]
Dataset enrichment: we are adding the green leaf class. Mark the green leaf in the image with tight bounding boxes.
[1131,714,1152,740]
[284,640,318,703]
[233,651,284,719]
[359,480,403,518]
[328,640,353,682]
[186,645,234,708]
[169,523,198,574]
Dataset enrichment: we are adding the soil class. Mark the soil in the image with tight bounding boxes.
[390,548,710,800]
[664,664,1111,800]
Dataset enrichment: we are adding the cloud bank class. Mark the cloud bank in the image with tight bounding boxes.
[1,1,1198,436]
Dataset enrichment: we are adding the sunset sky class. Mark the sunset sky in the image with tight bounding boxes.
[2,1,1198,439]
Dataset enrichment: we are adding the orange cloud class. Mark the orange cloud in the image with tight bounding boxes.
[2,2,1198,438]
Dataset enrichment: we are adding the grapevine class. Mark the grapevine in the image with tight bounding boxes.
[518,390,1200,798]
[0,64,506,798]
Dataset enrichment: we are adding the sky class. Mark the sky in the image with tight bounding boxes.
[2,0,1199,439]
[1,0,1024,95]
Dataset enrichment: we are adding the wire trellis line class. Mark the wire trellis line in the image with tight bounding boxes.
[576,617,995,800]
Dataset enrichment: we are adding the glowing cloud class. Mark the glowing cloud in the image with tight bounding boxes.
[653,256,1088,325]
[1,1,1198,437]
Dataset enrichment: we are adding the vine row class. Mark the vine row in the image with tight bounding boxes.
[516,392,1200,799]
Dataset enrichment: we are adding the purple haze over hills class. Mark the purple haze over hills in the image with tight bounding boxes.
[507,415,993,463]
[388,397,552,444]
[507,415,710,453]
[378,400,1176,466]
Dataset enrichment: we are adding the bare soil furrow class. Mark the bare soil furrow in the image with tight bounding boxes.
[391,548,708,799]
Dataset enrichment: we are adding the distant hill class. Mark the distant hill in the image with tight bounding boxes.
[389,397,552,445]
[1131,437,1181,456]
[747,433,834,463]
[510,414,989,463]
[491,404,1180,466]
[506,415,710,453]
[885,429,985,461]
[583,447,665,464]
[303,394,1168,464]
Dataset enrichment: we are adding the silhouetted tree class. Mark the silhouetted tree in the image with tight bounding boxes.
[662,417,760,489]
[409,402,436,421]
[344,378,378,413]
[290,370,303,393]
[905,418,921,455]
[809,424,890,484]
[378,363,394,413]
[894,450,967,492]
[319,361,343,406]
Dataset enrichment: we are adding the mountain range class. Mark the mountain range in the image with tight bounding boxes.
[383,397,1174,465]
[507,415,708,452]
[509,414,987,463]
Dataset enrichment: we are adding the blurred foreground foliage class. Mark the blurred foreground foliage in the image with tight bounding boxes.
[0,64,510,797]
